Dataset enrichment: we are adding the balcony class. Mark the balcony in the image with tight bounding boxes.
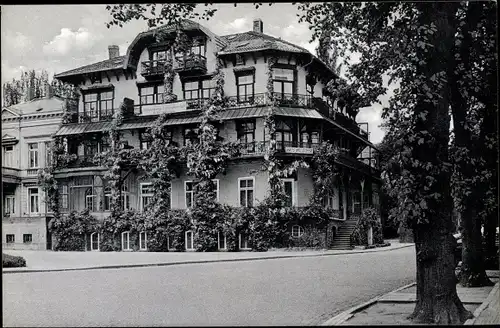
[226,93,314,109]
[173,54,207,73]
[141,60,167,78]
[2,167,21,183]
[238,141,319,157]
[64,155,103,169]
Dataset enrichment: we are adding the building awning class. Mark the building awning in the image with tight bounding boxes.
[322,116,379,151]
[54,121,113,136]
[274,107,323,119]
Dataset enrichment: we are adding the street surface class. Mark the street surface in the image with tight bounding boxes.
[3,247,415,326]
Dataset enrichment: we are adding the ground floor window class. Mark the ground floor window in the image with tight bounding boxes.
[90,232,99,251]
[280,178,295,207]
[218,231,226,250]
[139,231,147,250]
[6,234,15,244]
[122,231,131,251]
[167,234,175,250]
[239,233,250,250]
[291,225,304,237]
[185,230,194,250]
[23,234,32,244]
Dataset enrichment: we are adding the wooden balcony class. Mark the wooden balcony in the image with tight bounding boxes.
[173,54,207,74]
[141,59,167,78]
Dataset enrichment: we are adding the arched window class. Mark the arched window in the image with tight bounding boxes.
[85,188,95,212]
[90,232,99,251]
[139,231,147,250]
[185,230,194,250]
[291,225,304,237]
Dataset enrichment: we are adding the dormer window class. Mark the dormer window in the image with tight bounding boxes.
[235,54,245,66]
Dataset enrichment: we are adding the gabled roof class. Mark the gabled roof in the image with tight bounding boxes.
[2,96,65,116]
[218,31,310,55]
[54,56,125,79]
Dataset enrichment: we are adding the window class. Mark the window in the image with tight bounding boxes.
[190,41,206,57]
[28,187,39,213]
[185,230,194,250]
[272,67,295,98]
[28,143,39,168]
[4,195,15,216]
[121,184,130,210]
[184,127,199,146]
[102,187,111,211]
[140,84,165,105]
[60,185,69,210]
[90,232,99,251]
[45,142,52,167]
[291,225,304,237]
[236,73,255,103]
[239,177,254,207]
[281,179,295,207]
[239,233,250,250]
[237,121,256,153]
[83,90,114,122]
[235,54,245,66]
[23,234,32,244]
[140,183,154,212]
[151,50,168,64]
[185,181,194,208]
[139,231,147,250]
[139,131,156,150]
[6,234,15,244]
[85,188,95,212]
[300,126,320,147]
[275,120,293,151]
[211,179,219,202]
[183,79,214,100]
[218,231,226,250]
[121,232,131,251]
[306,83,314,96]
[3,145,14,167]
[323,191,339,210]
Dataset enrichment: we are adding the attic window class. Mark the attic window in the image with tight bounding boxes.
[235,54,245,66]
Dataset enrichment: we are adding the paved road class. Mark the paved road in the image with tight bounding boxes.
[3,247,415,326]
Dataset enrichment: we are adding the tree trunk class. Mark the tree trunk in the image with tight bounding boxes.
[408,3,472,324]
[410,225,472,323]
[483,211,498,269]
[449,2,493,287]
[459,207,494,286]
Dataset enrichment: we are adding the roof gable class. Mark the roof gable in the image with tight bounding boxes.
[1,108,20,119]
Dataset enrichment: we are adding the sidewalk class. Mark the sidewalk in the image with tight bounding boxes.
[2,239,412,273]
[324,270,499,326]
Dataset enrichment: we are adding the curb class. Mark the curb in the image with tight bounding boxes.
[464,281,499,325]
[321,282,416,326]
[2,243,414,274]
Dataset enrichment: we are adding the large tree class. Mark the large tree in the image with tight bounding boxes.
[449,1,497,287]
[2,69,50,107]
[296,1,482,323]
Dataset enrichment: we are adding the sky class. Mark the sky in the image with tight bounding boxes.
[1,4,387,144]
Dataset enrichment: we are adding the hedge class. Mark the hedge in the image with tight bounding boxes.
[3,253,27,267]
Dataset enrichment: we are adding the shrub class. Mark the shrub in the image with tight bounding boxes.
[2,253,26,267]
[288,227,326,249]
[49,209,98,251]
[351,207,384,246]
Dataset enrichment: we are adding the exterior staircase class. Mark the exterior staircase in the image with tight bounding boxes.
[330,218,359,250]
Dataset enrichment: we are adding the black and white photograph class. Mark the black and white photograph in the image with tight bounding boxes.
[1,2,498,326]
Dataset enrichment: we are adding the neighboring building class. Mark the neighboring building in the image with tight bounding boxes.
[51,19,381,251]
[2,86,64,250]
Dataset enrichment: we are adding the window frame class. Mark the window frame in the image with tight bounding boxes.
[6,234,15,244]
[27,187,40,214]
[218,231,227,250]
[85,188,95,212]
[185,230,194,250]
[140,182,154,212]
[60,185,69,210]
[23,234,32,244]
[272,67,296,97]
[28,143,39,168]
[82,89,115,122]
[90,232,99,251]
[183,127,199,146]
[182,78,214,101]
[139,84,165,105]
[4,195,15,216]
[280,178,296,207]
[239,232,251,250]
[185,181,194,209]
[121,231,131,251]
[3,145,14,167]
[236,72,255,103]
[238,177,255,208]
[139,231,147,250]
[291,225,304,238]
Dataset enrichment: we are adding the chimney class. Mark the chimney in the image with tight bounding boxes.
[108,45,120,59]
[253,19,263,33]
[44,83,54,99]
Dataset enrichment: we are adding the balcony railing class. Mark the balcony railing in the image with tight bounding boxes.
[173,54,207,72]
[225,93,314,109]
[65,155,103,169]
[238,141,320,157]
[141,60,167,77]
